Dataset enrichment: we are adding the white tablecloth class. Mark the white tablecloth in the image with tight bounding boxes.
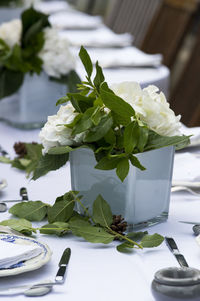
[0,122,200,300]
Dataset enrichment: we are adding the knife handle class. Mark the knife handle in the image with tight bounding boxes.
[55,266,67,283]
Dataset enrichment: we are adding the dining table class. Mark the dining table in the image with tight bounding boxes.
[0,1,200,300]
[0,121,200,301]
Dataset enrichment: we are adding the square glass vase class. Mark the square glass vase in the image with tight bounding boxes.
[70,146,175,230]
[0,72,67,129]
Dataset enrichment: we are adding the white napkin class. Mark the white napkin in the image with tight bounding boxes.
[0,239,42,269]
[49,11,102,29]
[180,123,200,147]
[73,47,162,68]
[173,152,200,184]
[60,27,133,47]
[35,1,73,14]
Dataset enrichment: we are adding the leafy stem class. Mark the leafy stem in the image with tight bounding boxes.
[71,191,94,222]
[107,226,143,249]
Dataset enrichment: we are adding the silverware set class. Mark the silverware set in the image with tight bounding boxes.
[0,247,71,296]
[0,187,29,212]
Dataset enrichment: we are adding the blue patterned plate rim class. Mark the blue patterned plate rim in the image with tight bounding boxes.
[0,234,52,277]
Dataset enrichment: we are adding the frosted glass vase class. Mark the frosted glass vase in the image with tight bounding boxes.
[70,146,175,230]
[0,72,67,129]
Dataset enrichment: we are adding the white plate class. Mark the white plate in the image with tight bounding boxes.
[0,180,7,191]
[0,234,52,277]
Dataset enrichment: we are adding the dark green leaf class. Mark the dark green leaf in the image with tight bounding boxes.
[84,114,113,142]
[48,199,75,223]
[145,131,190,151]
[124,121,139,153]
[129,155,146,171]
[40,222,69,236]
[9,201,48,221]
[92,195,113,227]
[95,156,120,170]
[79,46,93,78]
[67,70,81,93]
[91,106,102,126]
[25,143,43,175]
[0,218,34,235]
[111,112,131,127]
[141,233,164,248]
[116,158,129,182]
[69,219,114,244]
[126,231,148,241]
[137,126,149,152]
[116,242,135,253]
[32,153,69,180]
[0,68,24,99]
[93,61,104,91]
[104,129,116,145]
[56,96,69,106]
[100,83,135,118]
[72,107,96,135]
[48,146,73,155]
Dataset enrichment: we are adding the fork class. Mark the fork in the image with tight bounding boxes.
[171,186,200,196]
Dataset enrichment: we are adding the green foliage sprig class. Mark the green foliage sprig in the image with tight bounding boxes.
[0,191,164,253]
[33,46,190,181]
[0,7,49,98]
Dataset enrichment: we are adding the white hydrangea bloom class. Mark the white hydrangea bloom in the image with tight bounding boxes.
[0,19,22,48]
[39,103,83,153]
[39,28,75,78]
[110,81,181,137]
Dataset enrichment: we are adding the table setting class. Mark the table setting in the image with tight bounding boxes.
[0,1,200,300]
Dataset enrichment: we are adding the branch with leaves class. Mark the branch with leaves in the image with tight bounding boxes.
[0,191,164,253]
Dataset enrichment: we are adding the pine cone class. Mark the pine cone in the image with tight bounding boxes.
[110,215,127,239]
[13,142,37,158]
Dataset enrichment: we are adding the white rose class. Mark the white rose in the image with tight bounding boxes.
[39,103,83,153]
[110,81,181,137]
[39,28,75,78]
[0,19,22,48]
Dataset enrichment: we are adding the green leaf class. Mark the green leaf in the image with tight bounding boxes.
[84,114,113,142]
[124,121,139,153]
[116,158,129,182]
[126,231,148,241]
[145,131,190,151]
[69,219,114,244]
[129,155,146,171]
[40,222,69,236]
[21,7,49,47]
[67,93,95,113]
[79,46,93,78]
[55,191,79,203]
[91,106,102,126]
[95,156,120,170]
[56,96,69,106]
[48,199,75,223]
[111,112,131,127]
[116,242,135,253]
[0,156,12,164]
[100,83,135,118]
[32,153,69,180]
[137,126,149,152]
[25,143,43,175]
[9,201,48,221]
[0,219,34,236]
[104,129,116,145]
[72,107,96,135]
[141,233,164,248]
[48,146,73,155]
[93,61,105,91]
[0,68,24,99]
[92,195,113,227]
[67,70,81,93]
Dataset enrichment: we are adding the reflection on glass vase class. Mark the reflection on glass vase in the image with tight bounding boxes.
[70,146,175,231]
[0,7,22,24]
[0,72,67,129]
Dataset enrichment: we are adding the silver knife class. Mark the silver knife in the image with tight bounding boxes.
[0,247,71,295]
[55,247,71,283]
[165,237,189,268]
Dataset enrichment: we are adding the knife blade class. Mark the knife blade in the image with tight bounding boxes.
[165,237,189,268]
[55,247,71,283]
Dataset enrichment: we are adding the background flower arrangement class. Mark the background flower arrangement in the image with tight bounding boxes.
[0,6,76,99]
[34,46,190,181]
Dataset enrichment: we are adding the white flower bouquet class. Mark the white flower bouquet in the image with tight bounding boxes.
[0,6,75,99]
[33,47,190,181]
